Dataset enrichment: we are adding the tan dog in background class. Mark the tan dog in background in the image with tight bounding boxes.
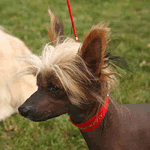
[0,28,37,121]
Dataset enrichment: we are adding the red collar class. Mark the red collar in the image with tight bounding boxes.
[70,95,109,132]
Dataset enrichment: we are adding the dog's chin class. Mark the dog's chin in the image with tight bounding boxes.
[23,113,62,122]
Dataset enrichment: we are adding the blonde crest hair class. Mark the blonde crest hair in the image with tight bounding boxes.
[17,35,117,107]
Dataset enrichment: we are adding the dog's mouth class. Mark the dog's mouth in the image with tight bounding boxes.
[24,115,49,122]
[24,113,61,122]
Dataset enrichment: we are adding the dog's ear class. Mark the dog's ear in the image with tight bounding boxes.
[48,9,65,46]
[79,26,108,74]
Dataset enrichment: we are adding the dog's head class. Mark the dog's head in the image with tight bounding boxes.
[18,9,116,122]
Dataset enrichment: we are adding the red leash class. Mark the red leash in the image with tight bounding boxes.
[66,0,78,42]
[66,1,109,132]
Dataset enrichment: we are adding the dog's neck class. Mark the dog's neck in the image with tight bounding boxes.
[68,102,99,124]
[68,94,120,150]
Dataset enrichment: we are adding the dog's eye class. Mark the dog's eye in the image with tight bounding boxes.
[48,84,61,93]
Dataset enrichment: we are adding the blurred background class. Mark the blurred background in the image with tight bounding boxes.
[0,0,150,149]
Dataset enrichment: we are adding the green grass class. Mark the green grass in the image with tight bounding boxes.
[0,0,150,149]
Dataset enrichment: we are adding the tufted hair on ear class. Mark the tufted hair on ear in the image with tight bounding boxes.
[79,24,110,75]
[48,8,65,46]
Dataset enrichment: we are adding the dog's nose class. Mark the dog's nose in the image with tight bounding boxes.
[18,105,31,117]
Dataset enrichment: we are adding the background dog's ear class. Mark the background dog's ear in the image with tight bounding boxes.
[48,9,65,46]
[79,27,107,74]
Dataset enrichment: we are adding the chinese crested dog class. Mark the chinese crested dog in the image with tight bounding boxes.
[18,9,150,150]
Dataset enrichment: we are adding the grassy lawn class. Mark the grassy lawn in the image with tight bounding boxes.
[0,0,150,149]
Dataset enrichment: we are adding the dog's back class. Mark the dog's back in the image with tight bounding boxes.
[0,29,37,121]
[123,103,150,147]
